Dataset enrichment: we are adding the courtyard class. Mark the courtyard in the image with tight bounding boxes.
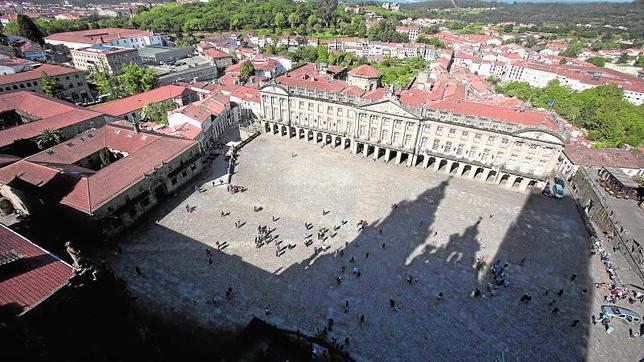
[108,132,642,361]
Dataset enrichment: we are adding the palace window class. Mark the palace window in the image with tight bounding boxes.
[486,136,496,146]
[448,129,456,138]
[435,126,443,136]
[432,139,440,150]
[500,138,509,148]
[404,134,412,146]
[444,141,452,153]
[420,137,428,150]
[394,120,403,129]
[456,143,465,155]
[460,131,469,140]
[393,132,401,143]
[381,129,389,140]
[473,133,481,143]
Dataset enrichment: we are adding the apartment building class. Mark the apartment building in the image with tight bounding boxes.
[71,44,142,75]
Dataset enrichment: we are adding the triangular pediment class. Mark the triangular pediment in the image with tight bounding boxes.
[359,100,419,119]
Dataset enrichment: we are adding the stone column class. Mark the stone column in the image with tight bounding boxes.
[423,155,430,168]
[373,146,380,160]
[469,168,478,179]
[407,153,415,167]
[506,176,517,188]
[445,160,454,174]
[351,141,359,154]
[457,163,466,177]
[384,148,391,163]
[362,144,369,158]
[433,157,442,172]
[481,169,491,182]
[518,178,530,192]
[395,152,403,165]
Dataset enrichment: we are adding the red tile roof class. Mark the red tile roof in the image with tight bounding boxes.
[45,28,155,45]
[0,64,81,86]
[0,124,198,214]
[429,100,559,131]
[171,94,229,123]
[348,64,383,79]
[203,48,231,60]
[563,144,644,169]
[0,225,73,315]
[157,122,203,140]
[92,85,192,117]
[0,92,104,148]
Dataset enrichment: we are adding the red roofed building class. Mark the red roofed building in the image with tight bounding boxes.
[93,85,198,123]
[260,63,569,188]
[0,224,73,316]
[0,92,106,157]
[0,64,91,102]
[558,143,644,178]
[200,48,233,69]
[347,64,383,91]
[44,28,162,50]
[167,94,239,148]
[0,123,203,235]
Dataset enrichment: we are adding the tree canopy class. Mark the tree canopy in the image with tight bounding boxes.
[40,72,65,100]
[141,101,178,126]
[495,81,644,147]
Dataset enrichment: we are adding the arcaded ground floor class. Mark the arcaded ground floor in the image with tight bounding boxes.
[107,133,643,361]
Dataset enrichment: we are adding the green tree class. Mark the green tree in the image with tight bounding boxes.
[617,52,628,64]
[239,61,255,82]
[17,14,44,45]
[318,0,338,28]
[40,72,65,99]
[92,71,126,100]
[140,101,177,126]
[118,63,158,95]
[274,13,286,30]
[561,40,583,57]
[36,129,62,150]
[0,21,8,46]
[417,36,445,48]
[587,56,608,67]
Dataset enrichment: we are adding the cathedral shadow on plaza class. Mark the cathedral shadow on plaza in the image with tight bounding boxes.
[98,171,598,361]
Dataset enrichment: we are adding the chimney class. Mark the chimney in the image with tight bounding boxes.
[133,120,140,134]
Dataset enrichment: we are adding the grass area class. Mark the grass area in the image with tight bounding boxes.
[371,57,428,89]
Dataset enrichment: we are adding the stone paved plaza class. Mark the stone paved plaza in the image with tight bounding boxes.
[108,132,643,361]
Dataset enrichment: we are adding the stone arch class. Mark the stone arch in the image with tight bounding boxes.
[498,173,510,186]
[344,138,351,149]
[415,154,425,167]
[527,180,538,190]
[449,162,460,175]
[427,156,437,168]
[512,177,524,189]
[461,164,472,177]
[307,130,314,141]
[486,170,497,182]
[473,167,484,180]
[299,128,305,139]
[437,159,448,173]
[335,136,342,146]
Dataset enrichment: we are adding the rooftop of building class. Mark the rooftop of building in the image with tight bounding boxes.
[92,85,193,117]
[0,91,104,149]
[73,44,136,55]
[564,144,644,170]
[170,94,230,123]
[348,64,383,79]
[0,123,197,214]
[0,64,81,86]
[137,46,191,57]
[0,224,73,316]
[271,63,562,132]
[44,28,155,45]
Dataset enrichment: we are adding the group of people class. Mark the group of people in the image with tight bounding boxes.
[255,224,275,248]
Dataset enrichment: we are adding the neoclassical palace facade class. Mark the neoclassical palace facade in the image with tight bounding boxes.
[259,67,568,191]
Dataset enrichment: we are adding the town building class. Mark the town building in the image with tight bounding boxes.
[395,25,420,42]
[260,63,569,191]
[347,64,383,91]
[0,55,33,75]
[0,224,74,316]
[0,123,203,235]
[557,143,644,179]
[166,94,239,149]
[44,28,162,50]
[151,56,218,86]
[93,85,198,123]
[0,91,106,157]
[71,44,142,75]
[137,46,193,65]
[0,64,91,102]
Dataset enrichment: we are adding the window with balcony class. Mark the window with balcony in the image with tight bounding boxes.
[404,134,412,146]
[444,141,452,153]
[500,138,509,148]
[420,137,428,150]
[327,106,333,114]
[460,131,469,140]
[456,143,464,155]
[448,129,456,138]
[473,133,481,143]
[394,120,403,129]
[435,126,443,136]
[381,129,389,141]
[486,136,496,146]
[393,132,401,143]
[432,139,440,150]
[370,127,377,138]
[528,144,539,154]
[359,125,366,136]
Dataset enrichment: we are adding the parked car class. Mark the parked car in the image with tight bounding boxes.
[554,176,565,189]
[601,305,642,325]
[554,184,564,199]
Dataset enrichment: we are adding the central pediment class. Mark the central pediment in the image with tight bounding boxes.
[359,100,419,119]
